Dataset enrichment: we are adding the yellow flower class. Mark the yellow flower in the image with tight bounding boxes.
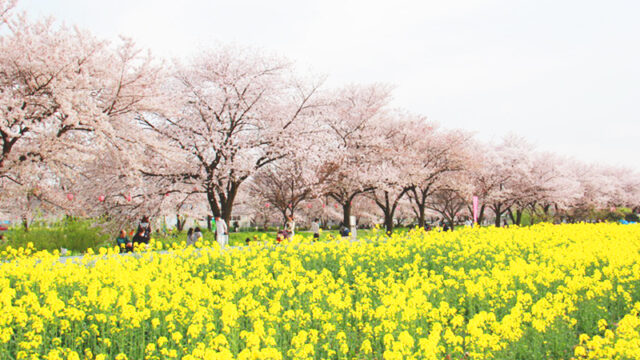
[360,339,373,354]
[157,336,168,347]
[3,223,640,359]
[171,331,183,343]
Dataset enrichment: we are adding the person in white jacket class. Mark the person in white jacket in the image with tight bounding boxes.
[215,216,228,248]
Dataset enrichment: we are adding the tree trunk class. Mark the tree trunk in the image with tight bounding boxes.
[207,190,221,218]
[379,191,397,235]
[22,216,29,232]
[342,202,351,227]
[417,205,426,228]
[206,181,240,229]
[494,204,502,227]
[408,186,429,228]
[176,214,185,231]
[508,208,523,226]
[329,190,375,230]
[384,212,394,235]
[206,215,212,231]
[281,210,288,228]
[414,189,427,228]
[477,205,486,225]
[221,201,234,231]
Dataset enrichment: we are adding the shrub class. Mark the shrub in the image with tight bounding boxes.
[1,218,110,253]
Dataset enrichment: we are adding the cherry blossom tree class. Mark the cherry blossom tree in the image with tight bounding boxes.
[467,137,532,226]
[0,8,162,227]
[0,0,16,22]
[515,153,581,224]
[140,46,323,226]
[500,147,536,226]
[366,112,430,234]
[406,127,472,227]
[565,163,640,221]
[241,190,279,230]
[600,166,640,209]
[322,84,393,226]
[249,146,335,225]
[425,176,472,230]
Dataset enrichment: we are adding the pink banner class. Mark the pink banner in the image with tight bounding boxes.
[472,196,479,224]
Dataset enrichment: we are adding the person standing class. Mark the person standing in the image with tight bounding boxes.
[310,218,320,241]
[211,216,217,236]
[286,216,296,239]
[215,216,228,248]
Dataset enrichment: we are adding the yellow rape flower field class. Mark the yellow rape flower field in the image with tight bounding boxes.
[2,223,640,359]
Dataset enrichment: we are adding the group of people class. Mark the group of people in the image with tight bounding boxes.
[180,216,231,249]
[115,214,472,254]
[186,227,203,246]
[115,215,230,253]
[276,217,324,243]
[115,215,338,252]
[186,216,229,248]
[115,216,152,253]
[276,216,297,243]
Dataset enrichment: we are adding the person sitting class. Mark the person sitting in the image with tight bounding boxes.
[136,215,152,244]
[186,228,195,246]
[311,218,320,240]
[116,229,133,253]
[193,227,203,244]
[276,230,288,243]
[132,228,147,250]
[339,222,350,237]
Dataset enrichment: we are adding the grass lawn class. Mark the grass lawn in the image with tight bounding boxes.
[1,220,419,256]
[155,228,383,248]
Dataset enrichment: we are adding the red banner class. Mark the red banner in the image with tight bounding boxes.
[473,196,479,224]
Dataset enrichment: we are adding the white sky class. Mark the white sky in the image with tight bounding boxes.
[18,0,640,170]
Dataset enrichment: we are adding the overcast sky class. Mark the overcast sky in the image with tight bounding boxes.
[17,0,640,170]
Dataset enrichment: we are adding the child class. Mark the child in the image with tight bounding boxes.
[276,230,288,244]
